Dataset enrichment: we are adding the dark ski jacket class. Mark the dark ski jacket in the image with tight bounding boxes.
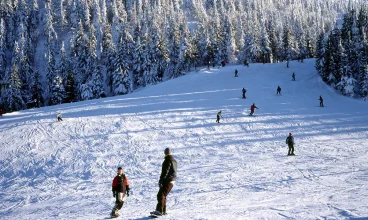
[112,174,130,193]
[242,88,246,94]
[319,96,323,102]
[277,86,281,92]
[159,155,177,185]
[286,136,294,146]
[250,104,258,111]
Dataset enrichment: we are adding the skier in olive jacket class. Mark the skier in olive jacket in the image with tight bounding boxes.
[151,148,178,216]
[111,167,130,218]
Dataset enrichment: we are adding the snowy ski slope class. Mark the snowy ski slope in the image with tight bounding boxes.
[1,59,368,219]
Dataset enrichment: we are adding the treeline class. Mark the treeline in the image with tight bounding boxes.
[0,0,363,112]
[315,7,368,98]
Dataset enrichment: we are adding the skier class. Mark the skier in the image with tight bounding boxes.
[150,148,177,217]
[292,72,295,81]
[57,112,63,122]
[250,103,258,116]
[319,96,324,107]
[235,69,238,77]
[216,111,222,123]
[244,60,249,67]
[242,88,247,99]
[111,167,130,218]
[0,108,3,117]
[286,60,290,68]
[286,133,295,156]
[277,86,281,95]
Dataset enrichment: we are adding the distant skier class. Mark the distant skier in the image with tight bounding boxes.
[286,133,295,156]
[319,96,324,107]
[277,86,282,95]
[242,88,247,99]
[286,60,290,68]
[150,148,177,217]
[57,112,63,122]
[250,103,258,116]
[244,60,249,67]
[292,72,296,81]
[111,167,130,218]
[0,108,3,117]
[216,111,223,123]
[235,69,238,77]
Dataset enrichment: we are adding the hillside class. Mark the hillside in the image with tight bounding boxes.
[1,59,368,219]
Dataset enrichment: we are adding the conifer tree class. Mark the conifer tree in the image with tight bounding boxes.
[5,64,25,111]
[50,75,66,105]
[31,70,43,107]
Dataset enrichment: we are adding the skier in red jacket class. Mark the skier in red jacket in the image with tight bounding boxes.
[250,103,258,116]
[111,167,130,218]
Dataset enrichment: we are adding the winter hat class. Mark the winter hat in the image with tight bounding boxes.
[117,167,123,170]
[289,132,292,135]
[164,148,172,155]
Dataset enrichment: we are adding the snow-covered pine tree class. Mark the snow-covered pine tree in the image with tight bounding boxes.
[112,32,132,95]
[260,24,272,63]
[31,70,43,107]
[266,19,279,63]
[132,24,144,86]
[101,24,116,93]
[72,20,89,95]
[358,32,368,98]
[165,18,183,78]
[329,25,346,86]
[5,64,25,111]
[29,0,39,43]
[85,25,105,99]
[79,82,93,100]
[225,17,236,63]
[0,18,6,80]
[45,47,56,99]
[315,33,326,77]
[50,75,66,105]
[360,65,368,99]
[282,20,295,61]
[337,74,357,97]
[151,27,169,81]
[65,72,76,102]
[59,41,70,82]
[322,36,334,83]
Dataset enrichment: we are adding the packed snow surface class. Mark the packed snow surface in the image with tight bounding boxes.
[1,59,368,219]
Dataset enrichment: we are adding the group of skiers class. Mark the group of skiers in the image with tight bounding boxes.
[215,70,327,157]
[110,148,177,218]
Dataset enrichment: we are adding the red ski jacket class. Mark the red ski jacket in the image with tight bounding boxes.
[112,175,129,193]
[250,105,258,111]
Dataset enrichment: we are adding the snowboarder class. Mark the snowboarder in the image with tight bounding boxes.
[292,72,296,81]
[235,69,238,77]
[242,88,247,99]
[150,148,177,217]
[111,167,130,218]
[57,112,63,122]
[277,86,282,95]
[250,103,258,116]
[286,133,295,156]
[319,96,324,107]
[216,111,222,123]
